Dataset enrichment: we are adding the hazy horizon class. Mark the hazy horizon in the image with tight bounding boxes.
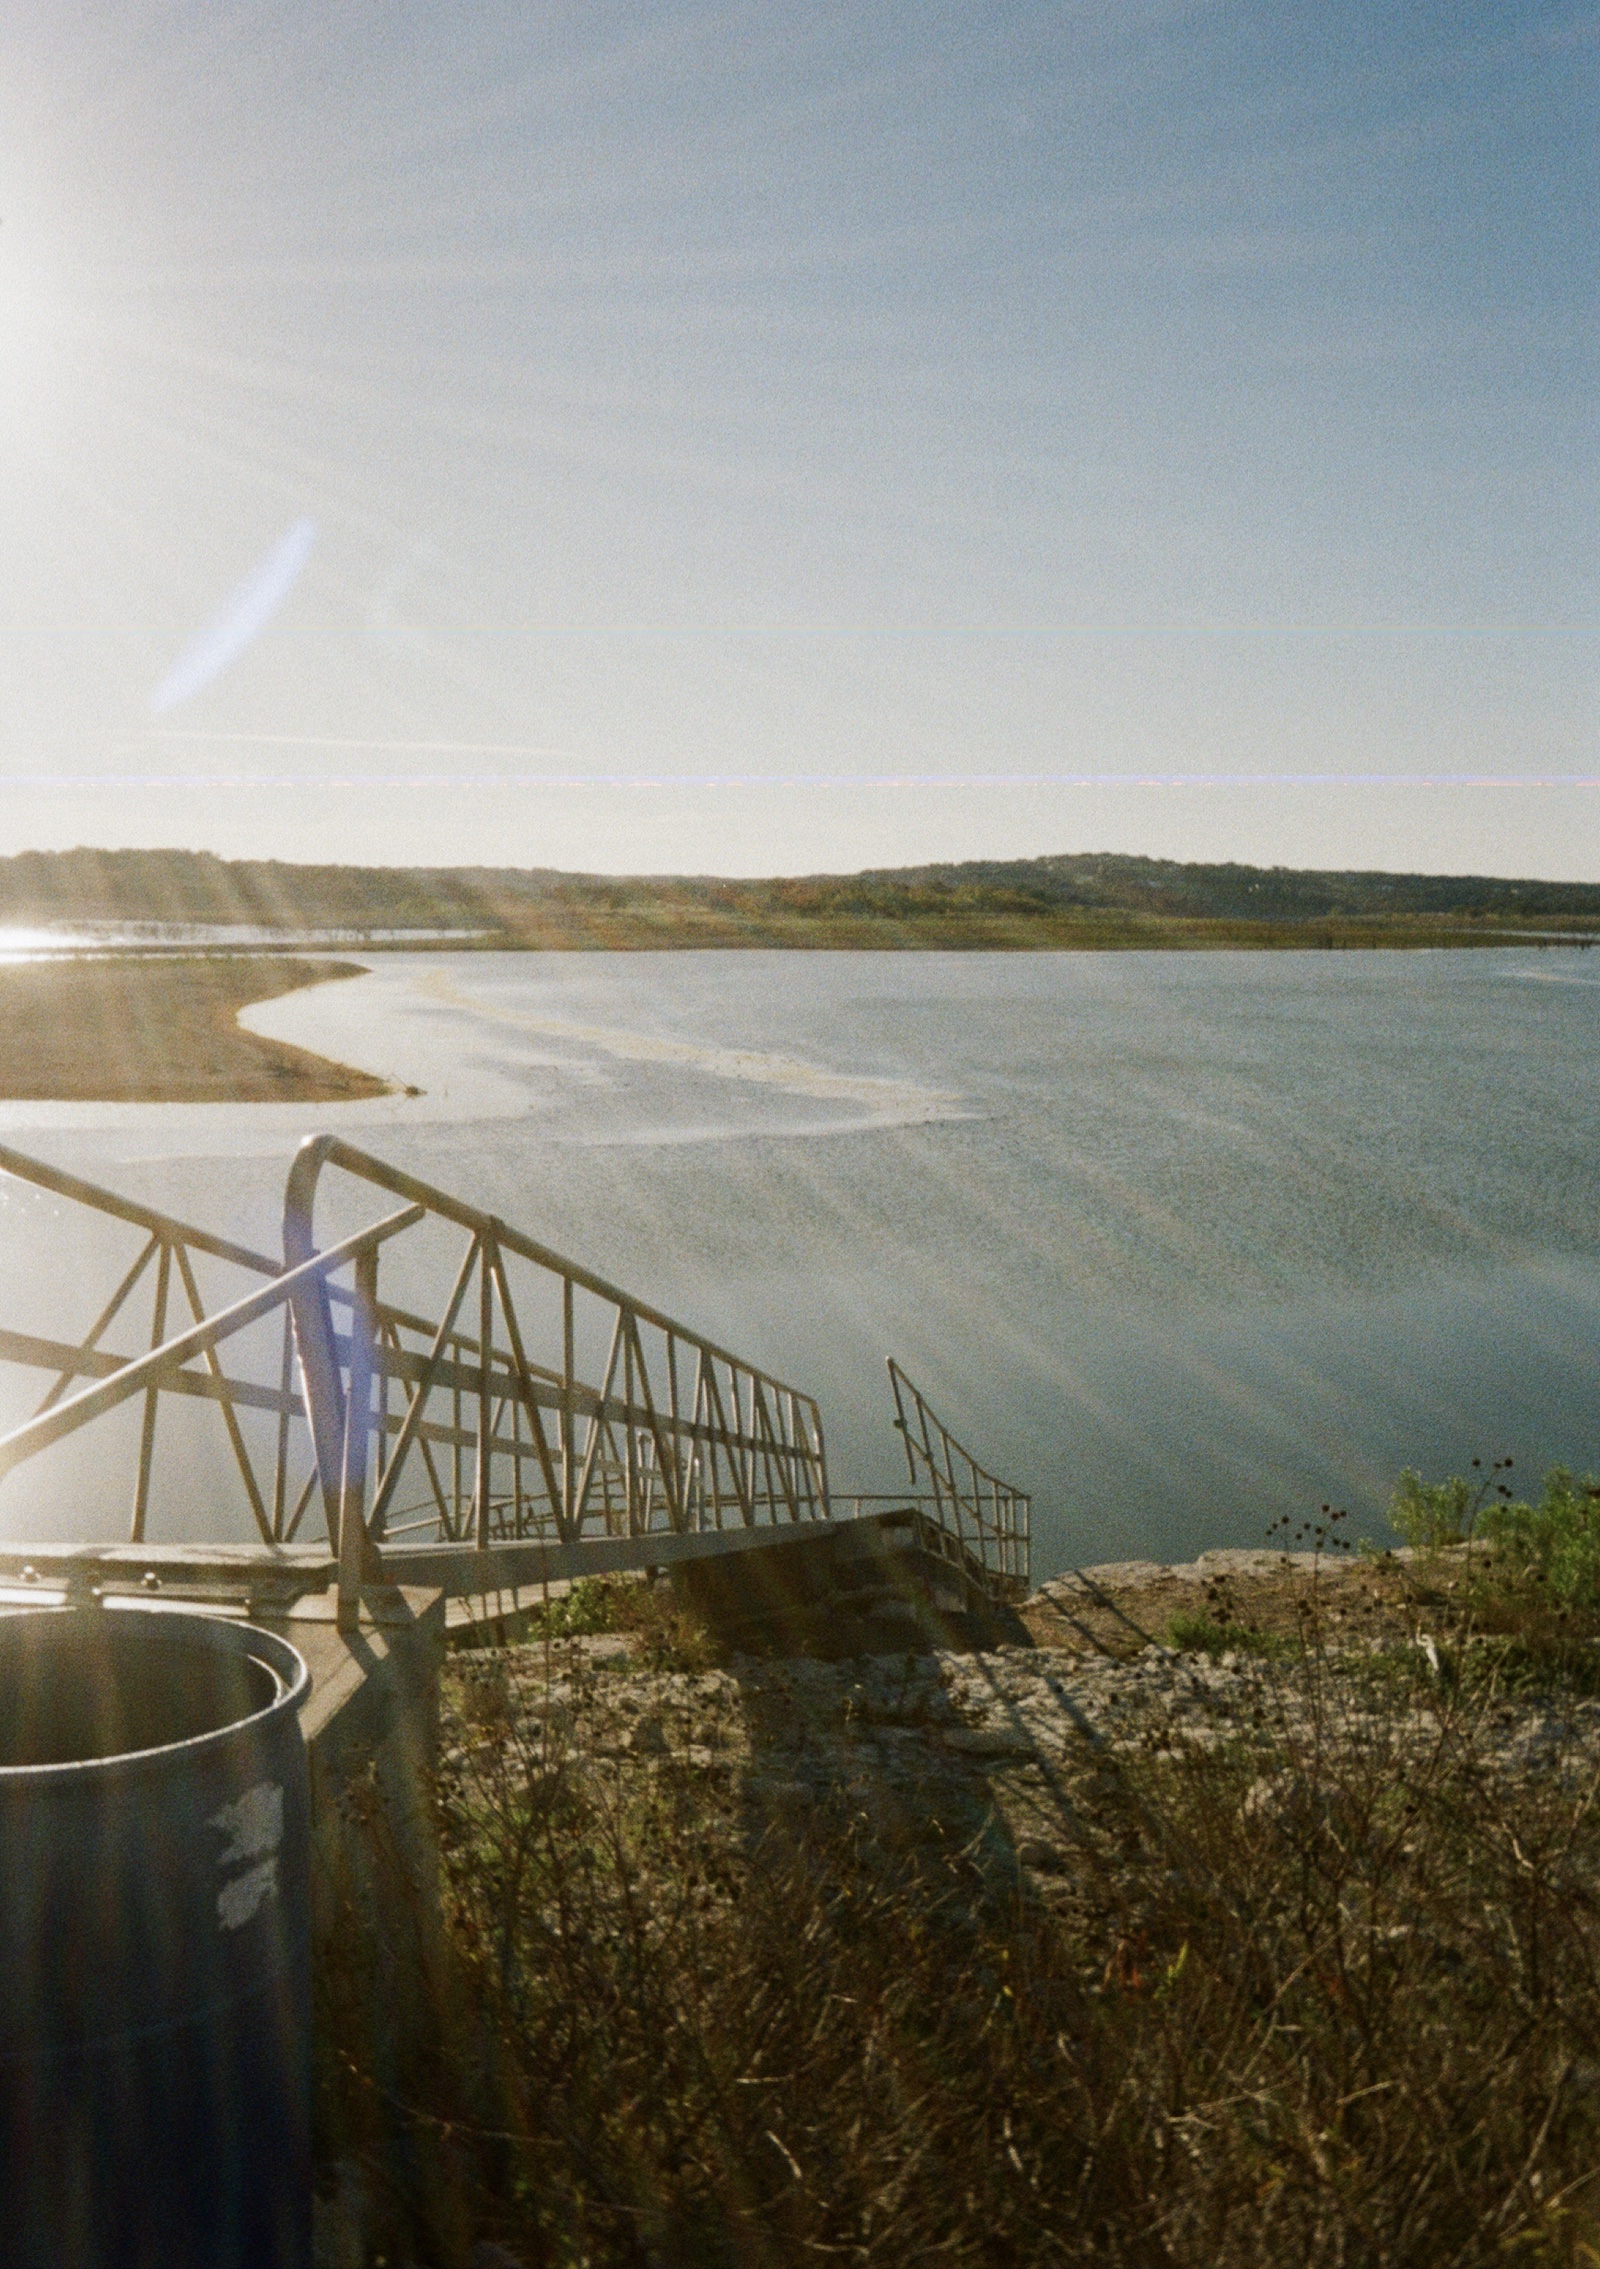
[11,839,1600,890]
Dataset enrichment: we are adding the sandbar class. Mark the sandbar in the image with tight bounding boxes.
[0,956,390,1103]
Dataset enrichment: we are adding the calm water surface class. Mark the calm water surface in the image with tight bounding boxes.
[3,948,1599,1579]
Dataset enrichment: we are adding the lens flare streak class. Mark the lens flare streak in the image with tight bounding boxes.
[149,520,317,716]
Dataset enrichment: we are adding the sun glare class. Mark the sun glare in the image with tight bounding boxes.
[0,928,89,964]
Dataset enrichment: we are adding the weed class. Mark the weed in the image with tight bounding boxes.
[310,1476,1600,2264]
[1391,1455,1517,1550]
[1480,1467,1600,1610]
[1391,1462,1600,1686]
[1165,1609,1287,1659]
[522,1576,628,1641]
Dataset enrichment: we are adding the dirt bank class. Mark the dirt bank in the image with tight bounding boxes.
[0,955,392,1102]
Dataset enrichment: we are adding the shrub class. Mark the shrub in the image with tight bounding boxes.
[1480,1466,1600,1609]
[525,1575,626,1639]
[1389,1460,1506,1548]
[1390,1460,1600,1608]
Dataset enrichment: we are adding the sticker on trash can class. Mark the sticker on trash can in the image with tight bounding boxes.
[210,1782,284,1931]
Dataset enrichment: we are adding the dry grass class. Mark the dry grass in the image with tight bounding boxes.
[1027,1553,1425,1662]
[310,1560,1600,2268]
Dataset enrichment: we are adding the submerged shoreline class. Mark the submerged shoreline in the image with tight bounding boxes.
[4,926,1589,1112]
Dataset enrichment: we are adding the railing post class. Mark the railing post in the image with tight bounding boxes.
[561,1277,575,1537]
[271,1311,294,1542]
[474,1239,492,1550]
[289,1266,348,1554]
[337,1250,377,1632]
[128,1242,171,1543]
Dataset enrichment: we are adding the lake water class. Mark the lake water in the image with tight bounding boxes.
[3,947,1599,1580]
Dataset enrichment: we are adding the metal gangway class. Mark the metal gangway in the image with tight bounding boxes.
[0,1136,1029,1631]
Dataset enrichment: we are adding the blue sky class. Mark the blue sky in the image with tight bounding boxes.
[0,1,1594,875]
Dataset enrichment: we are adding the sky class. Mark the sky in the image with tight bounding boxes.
[0,0,1594,878]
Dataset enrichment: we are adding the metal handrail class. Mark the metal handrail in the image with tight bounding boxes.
[885,1360,1031,1598]
[0,1142,282,1278]
[0,1208,420,1484]
[281,1137,831,1609]
[0,1136,831,1615]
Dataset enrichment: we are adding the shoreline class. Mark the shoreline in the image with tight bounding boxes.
[2,928,1583,1111]
[0,924,1585,1111]
[10,920,1600,962]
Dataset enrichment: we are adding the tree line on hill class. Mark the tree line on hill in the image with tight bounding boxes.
[3,844,1597,948]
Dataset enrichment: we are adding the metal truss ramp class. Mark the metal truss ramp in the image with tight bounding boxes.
[0,1137,1028,1639]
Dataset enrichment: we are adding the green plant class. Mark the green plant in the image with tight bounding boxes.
[1479,1466,1600,1609]
[524,1576,627,1640]
[1166,1610,1286,1659]
[1390,1459,1600,1606]
[510,1574,722,1670]
[1388,1461,1600,1689]
[1390,1456,1514,1549]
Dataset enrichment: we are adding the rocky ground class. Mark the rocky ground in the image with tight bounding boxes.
[318,1547,1600,2266]
[1026,1541,1454,1654]
[440,1546,1600,1913]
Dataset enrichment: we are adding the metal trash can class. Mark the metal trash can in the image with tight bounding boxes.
[0,1607,312,2268]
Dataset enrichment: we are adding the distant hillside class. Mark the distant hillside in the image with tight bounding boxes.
[4,846,1599,951]
[0,848,502,932]
[849,853,1600,923]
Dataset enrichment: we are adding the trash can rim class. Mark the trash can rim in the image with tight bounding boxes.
[0,1606,310,1785]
